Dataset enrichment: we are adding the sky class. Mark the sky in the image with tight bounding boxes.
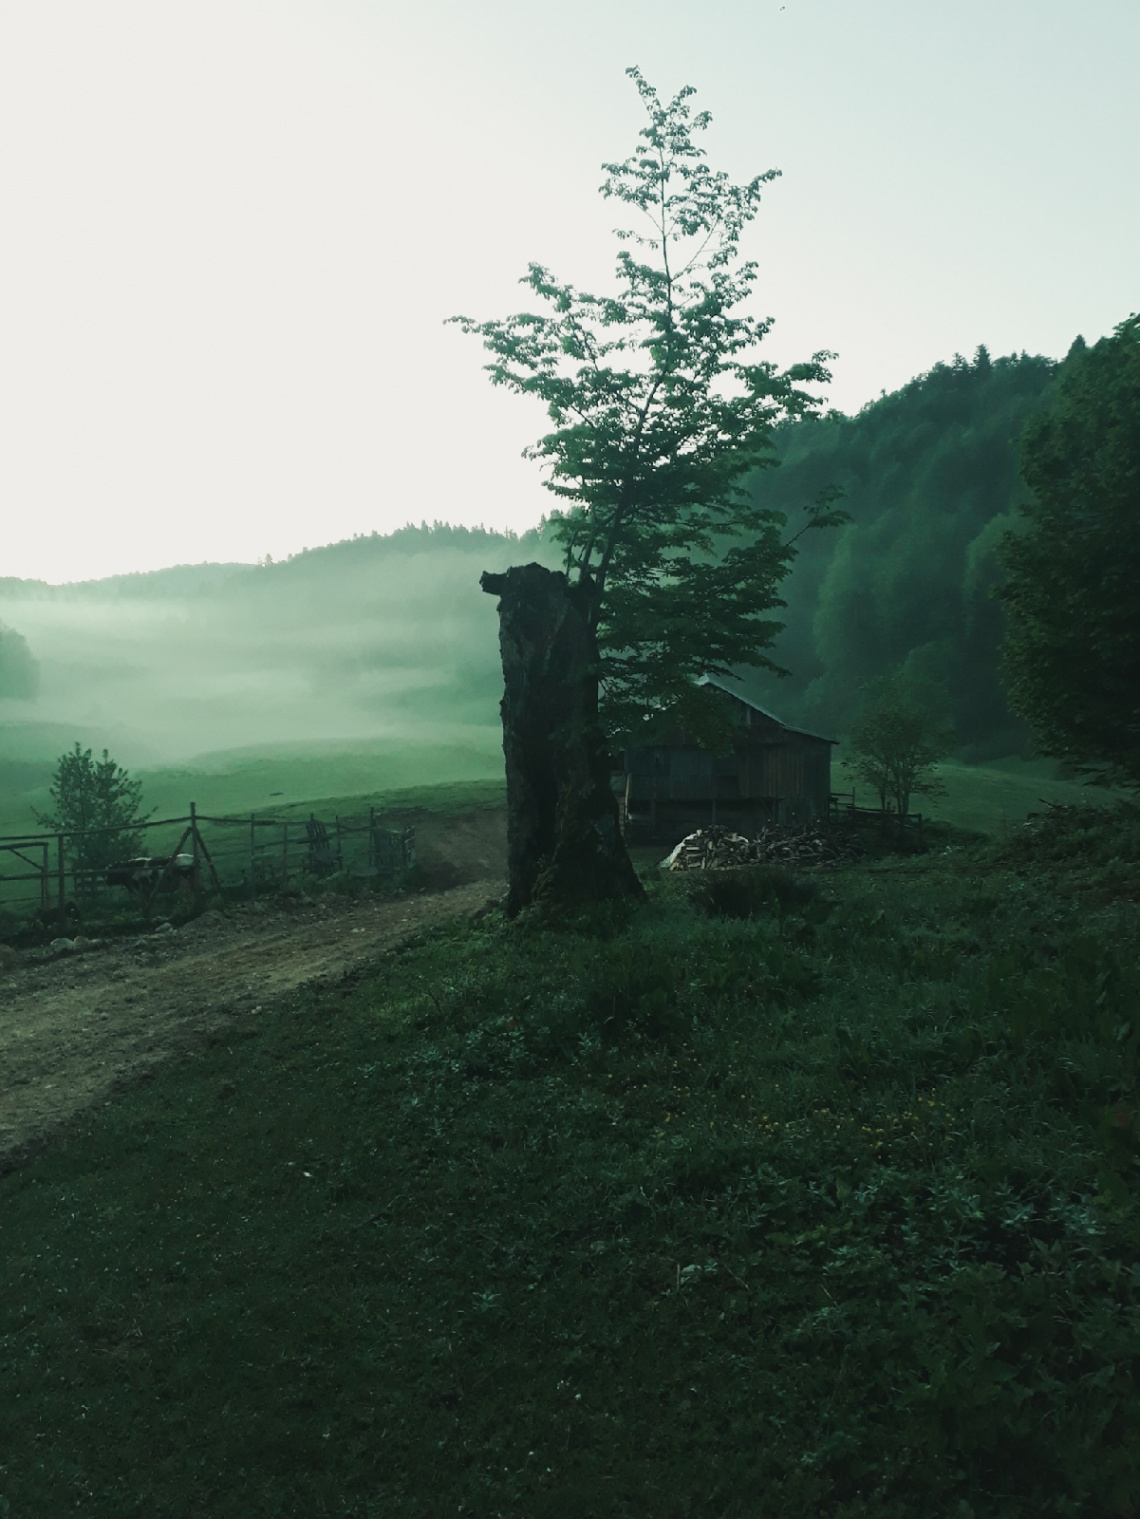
[1,0,1136,585]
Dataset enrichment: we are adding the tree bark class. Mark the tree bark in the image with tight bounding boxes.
[481,563,644,917]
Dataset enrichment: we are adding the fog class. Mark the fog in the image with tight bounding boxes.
[0,527,558,777]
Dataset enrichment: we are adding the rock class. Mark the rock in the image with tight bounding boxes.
[181,910,226,936]
[50,937,75,955]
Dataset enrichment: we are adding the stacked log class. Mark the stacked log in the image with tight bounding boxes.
[661,823,862,872]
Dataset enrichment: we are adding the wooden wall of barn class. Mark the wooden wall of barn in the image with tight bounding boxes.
[620,729,834,843]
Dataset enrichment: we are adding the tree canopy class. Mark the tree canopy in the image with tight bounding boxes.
[453,68,840,743]
[34,744,150,882]
[739,347,1059,755]
[0,620,39,700]
[996,315,1140,787]
[844,671,953,820]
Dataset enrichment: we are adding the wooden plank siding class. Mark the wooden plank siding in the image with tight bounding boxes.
[617,678,837,843]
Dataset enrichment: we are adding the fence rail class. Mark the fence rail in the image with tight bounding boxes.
[828,791,924,829]
[0,803,416,934]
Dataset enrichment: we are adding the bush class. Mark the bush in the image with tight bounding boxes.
[688,865,823,921]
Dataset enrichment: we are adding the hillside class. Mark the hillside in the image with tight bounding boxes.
[739,346,1061,756]
[0,525,558,783]
[0,347,1074,807]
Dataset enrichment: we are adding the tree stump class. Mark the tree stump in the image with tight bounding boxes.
[481,563,644,917]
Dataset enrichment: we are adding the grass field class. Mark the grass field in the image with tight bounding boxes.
[917,756,1122,835]
[0,733,1120,844]
[2,801,1138,1515]
[0,732,505,841]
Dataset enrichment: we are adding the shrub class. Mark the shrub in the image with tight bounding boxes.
[688,865,822,921]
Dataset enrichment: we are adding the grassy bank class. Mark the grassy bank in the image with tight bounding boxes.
[2,805,1138,1515]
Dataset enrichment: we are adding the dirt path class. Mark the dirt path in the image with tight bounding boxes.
[0,879,503,1174]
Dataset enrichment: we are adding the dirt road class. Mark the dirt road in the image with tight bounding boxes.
[0,878,503,1174]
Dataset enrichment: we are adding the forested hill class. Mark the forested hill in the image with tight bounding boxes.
[0,523,561,767]
[741,346,1061,757]
[0,523,548,602]
[1,352,1067,764]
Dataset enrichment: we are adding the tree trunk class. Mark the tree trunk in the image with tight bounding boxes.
[481,563,644,917]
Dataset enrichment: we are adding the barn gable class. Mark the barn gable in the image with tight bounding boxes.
[618,677,836,842]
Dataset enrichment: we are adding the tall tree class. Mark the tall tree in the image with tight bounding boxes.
[997,316,1140,787]
[454,69,838,914]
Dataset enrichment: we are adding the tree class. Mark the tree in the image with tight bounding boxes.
[0,620,39,700]
[34,744,150,887]
[996,316,1140,787]
[453,69,839,914]
[844,673,953,822]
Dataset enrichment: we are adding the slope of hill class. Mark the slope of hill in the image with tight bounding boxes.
[0,346,1078,799]
[0,525,559,781]
[740,346,1061,756]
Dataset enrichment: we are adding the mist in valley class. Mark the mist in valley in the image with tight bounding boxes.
[0,526,560,826]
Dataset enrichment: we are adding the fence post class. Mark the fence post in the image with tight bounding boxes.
[41,842,50,913]
[56,834,66,923]
[190,801,203,904]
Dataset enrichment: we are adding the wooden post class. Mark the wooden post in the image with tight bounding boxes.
[40,842,50,913]
[190,801,203,904]
[56,834,66,923]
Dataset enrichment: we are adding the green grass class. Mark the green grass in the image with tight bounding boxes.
[830,753,1124,837]
[0,734,505,839]
[2,805,1139,1515]
[925,757,1123,835]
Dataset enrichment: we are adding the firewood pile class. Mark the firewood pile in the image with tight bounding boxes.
[661,823,862,872]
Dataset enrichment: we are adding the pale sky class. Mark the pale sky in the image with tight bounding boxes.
[1,0,1136,584]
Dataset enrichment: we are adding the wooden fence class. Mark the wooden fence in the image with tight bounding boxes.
[828,790,924,830]
[0,804,416,932]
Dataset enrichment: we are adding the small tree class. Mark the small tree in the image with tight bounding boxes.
[844,674,953,822]
[997,315,1140,787]
[0,621,39,699]
[35,744,150,888]
[454,69,841,914]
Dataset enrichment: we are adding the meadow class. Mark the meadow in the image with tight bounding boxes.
[0,728,1120,846]
[1,789,1137,1516]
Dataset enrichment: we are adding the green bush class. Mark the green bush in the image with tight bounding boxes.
[687,864,825,921]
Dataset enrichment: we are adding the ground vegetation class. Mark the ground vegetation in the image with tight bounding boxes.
[1,803,1137,1515]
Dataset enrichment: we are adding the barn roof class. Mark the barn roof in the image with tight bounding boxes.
[697,676,838,746]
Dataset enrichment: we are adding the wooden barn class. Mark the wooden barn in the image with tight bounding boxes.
[617,677,837,844]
